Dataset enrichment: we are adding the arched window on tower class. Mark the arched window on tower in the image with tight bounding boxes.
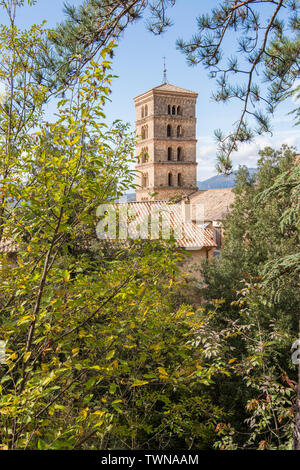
[142,125,148,139]
[167,125,172,137]
[172,106,176,115]
[168,173,173,187]
[141,147,148,163]
[145,105,148,117]
[177,147,182,161]
[178,173,183,187]
[177,106,182,115]
[141,126,148,140]
[177,125,182,138]
[168,105,171,115]
[168,147,172,161]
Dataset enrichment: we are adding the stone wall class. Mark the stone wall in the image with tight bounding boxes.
[180,248,215,281]
[136,187,197,202]
[153,95,196,118]
[153,162,197,188]
[134,85,198,202]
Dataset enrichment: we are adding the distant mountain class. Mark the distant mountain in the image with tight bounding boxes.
[126,193,137,202]
[125,168,257,201]
[197,168,257,190]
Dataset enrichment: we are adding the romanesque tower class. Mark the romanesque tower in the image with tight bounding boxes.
[134,83,198,202]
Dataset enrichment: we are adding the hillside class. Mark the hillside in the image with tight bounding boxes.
[197,168,257,190]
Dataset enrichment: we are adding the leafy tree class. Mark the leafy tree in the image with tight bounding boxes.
[0,2,228,450]
[258,156,300,449]
[0,0,49,242]
[28,0,299,173]
[199,145,300,449]
[177,0,300,173]
[34,0,177,91]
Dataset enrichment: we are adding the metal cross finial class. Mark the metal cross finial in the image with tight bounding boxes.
[163,56,168,84]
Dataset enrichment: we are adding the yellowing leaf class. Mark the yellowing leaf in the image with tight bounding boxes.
[23,352,31,363]
[80,408,89,419]
[106,350,115,361]
[93,410,106,417]
[143,308,149,318]
[17,315,34,326]
[70,135,80,146]
[186,312,195,317]
[93,420,104,428]
[158,367,168,378]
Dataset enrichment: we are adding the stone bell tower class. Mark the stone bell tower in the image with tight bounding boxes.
[134,83,198,202]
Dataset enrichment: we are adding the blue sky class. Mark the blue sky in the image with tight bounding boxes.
[6,0,300,180]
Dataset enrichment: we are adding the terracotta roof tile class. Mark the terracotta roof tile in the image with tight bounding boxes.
[104,202,216,250]
[189,188,235,222]
[152,83,198,95]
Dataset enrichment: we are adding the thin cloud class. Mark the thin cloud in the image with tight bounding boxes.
[196,133,299,180]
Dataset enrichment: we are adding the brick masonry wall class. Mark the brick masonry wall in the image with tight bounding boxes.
[181,248,214,280]
[136,187,197,202]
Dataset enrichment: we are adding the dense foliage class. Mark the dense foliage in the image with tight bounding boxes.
[177,0,299,172]
[0,0,299,451]
[199,145,300,449]
[0,1,228,450]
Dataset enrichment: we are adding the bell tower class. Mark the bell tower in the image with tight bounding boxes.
[134,83,198,202]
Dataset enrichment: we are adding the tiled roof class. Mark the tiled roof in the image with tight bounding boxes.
[189,188,235,222]
[152,83,198,95]
[134,83,198,100]
[106,202,216,250]
[0,199,218,254]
